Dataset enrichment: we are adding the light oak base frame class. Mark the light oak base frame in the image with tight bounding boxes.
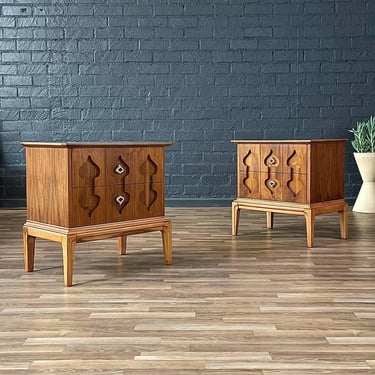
[23,217,172,287]
[232,198,348,247]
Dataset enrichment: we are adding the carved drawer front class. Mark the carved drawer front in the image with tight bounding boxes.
[258,144,307,203]
[70,146,165,225]
[106,184,136,222]
[238,144,261,199]
[282,144,307,203]
[71,149,106,226]
[237,143,308,203]
[105,148,137,222]
[106,148,137,186]
[136,182,164,218]
[258,144,283,201]
[259,144,284,174]
[135,147,164,218]
[259,171,283,201]
[282,170,307,203]
[136,147,164,183]
[282,144,307,175]
[238,172,261,199]
[238,144,260,172]
[71,186,106,227]
[71,148,105,188]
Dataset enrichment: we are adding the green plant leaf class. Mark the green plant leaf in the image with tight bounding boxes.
[349,117,375,152]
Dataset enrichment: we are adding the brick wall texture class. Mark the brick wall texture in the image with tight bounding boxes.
[1,0,374,206]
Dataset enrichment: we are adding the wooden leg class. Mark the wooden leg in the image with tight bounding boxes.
[61,236,76,287]
[23,227,35,272]
[266,211,274,229]
[338,204,348,239]
[118,236,127,255]
[232,201,240,236]
[305,209,315,248]
[161,221,172,265]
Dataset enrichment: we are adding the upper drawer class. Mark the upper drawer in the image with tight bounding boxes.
[71,147,165,188]
[238,143,308,175]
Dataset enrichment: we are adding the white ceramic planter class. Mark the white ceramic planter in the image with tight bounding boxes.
[353,152,375,213]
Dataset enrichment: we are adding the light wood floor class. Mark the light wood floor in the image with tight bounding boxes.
[1,207,375,375]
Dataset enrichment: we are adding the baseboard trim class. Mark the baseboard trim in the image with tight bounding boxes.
[0,199,26,208]
[165,198,232,207]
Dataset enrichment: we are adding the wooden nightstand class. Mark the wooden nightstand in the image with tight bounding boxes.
[232,139,348,247]
[22,142,172,286]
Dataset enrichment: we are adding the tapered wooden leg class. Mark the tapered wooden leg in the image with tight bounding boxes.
[232,201,240,236]
[305,209,315,248]
[61,236,76,287]
[338,204,348,239]
[161,221,172,265]
[118,236,127,255]
[266,211,274,229]
[23,227,36,272]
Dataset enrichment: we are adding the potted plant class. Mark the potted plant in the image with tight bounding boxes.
[349,116,375,213]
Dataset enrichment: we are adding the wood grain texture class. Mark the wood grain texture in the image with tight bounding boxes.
[309,141,346,203]
[22,143,171,287]
[233,139,346,205]
[233,140,347,248]
[232,199,348,248]
[23,143,168,227]
[25,147,70,227]
[1,207,375,374]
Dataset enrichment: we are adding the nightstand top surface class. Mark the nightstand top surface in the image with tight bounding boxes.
[22,142,173,148]
[232,139,347,144]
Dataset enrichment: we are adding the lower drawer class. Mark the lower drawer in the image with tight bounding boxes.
[238,171,307,203]
[71,182,164,227]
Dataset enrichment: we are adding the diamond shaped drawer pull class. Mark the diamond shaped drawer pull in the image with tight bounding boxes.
[115,164,125,174]
[268,180,277,188]
[116,195,125,205]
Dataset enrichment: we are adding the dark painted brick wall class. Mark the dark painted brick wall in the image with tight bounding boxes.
[1,0,374,207]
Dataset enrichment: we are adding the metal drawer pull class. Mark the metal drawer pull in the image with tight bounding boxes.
[268,180,276,188]
[269,157,276,165]
[116,195,125,205]
[115,164,125,174]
